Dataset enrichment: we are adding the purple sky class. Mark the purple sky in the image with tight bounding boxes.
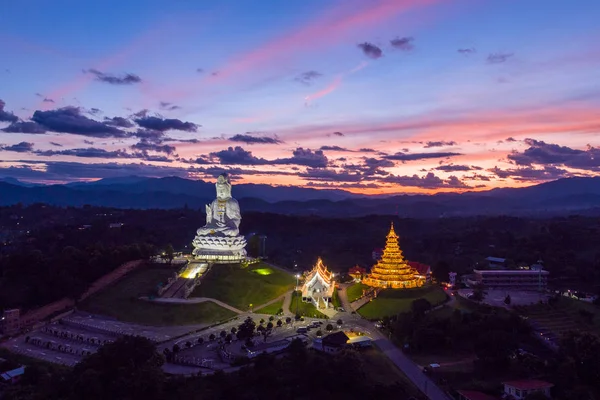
[1,0,599,193]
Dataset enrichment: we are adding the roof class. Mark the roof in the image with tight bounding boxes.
[503,380,554,390]
[349,265,367,274]
[474,269,549,275]
[1,366,25,381]
[456,390,499,400]
[485,257,506,263]
[408,261,431,275]
[305,258,334,284]
[347,335,372,344]
[322,331,349,346]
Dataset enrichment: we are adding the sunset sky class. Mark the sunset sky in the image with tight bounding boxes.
[1,0,599,193]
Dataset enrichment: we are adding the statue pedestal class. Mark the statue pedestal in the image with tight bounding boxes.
[192,235,247,264]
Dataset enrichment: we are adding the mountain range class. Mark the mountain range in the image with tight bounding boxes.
[1,176,600,217]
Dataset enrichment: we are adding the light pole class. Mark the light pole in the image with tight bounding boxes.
[295,274,300,317]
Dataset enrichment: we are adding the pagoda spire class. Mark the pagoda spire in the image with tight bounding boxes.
[387,222,398,239]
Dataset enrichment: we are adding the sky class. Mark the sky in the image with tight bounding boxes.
[1,0,600,194]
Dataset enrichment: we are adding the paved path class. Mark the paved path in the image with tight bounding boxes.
[161,277,188,298]
[253,291,293,315]
[336,286,451,400]
[281,291,293,315]
[148,297,244,314]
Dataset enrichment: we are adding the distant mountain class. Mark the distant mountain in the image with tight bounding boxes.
[1,176,599,217]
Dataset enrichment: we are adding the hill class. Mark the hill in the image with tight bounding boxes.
[0,176,599,217]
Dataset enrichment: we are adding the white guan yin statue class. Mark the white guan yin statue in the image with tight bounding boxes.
[192,174,247,259]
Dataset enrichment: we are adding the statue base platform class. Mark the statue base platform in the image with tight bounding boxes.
[192,235,247,264]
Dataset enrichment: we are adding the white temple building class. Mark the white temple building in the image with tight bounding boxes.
[301,258,335,309]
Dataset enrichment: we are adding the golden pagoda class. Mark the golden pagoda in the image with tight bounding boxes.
[363,222,423,289]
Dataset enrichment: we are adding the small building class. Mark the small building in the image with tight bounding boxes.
[469,269,549,291]
[246,334,308,359]
[456,390,499,400]
[301,258,335,309]
[485,256,506,269]
[0,366,25,384]
[408,261,432,283]
[348,265,367,282]
[372,248,383,261]
[503,380,553,399]
[317,331,349,354]
[1,309,20,336]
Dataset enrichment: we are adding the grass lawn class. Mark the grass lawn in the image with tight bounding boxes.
[79,266,236,326]
[332,289,341,309]
[360,347,427,399]
[192,262,295,311]
[346,282,369,302]
[254,298,284,315]
[357,285,448,320]
[289,291,327,319]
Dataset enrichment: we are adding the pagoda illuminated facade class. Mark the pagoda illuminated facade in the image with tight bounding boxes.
[363,223,424,289]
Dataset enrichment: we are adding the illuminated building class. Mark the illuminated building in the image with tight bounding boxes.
[363,223,424,289]
[348,265,367,282]
[301,258,335,309]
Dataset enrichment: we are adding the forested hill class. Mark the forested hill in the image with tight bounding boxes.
[1,176,600,217]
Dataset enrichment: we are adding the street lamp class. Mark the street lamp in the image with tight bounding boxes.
[295,274,300,317]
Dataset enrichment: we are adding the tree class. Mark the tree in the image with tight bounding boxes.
[269,315,275,322]
[471,284,486,302]
[163,243,174,264]
[172,344,180,353]
[185,341,192,348]
[220,330,227,338]
[316,330,323,337]
[225,334,233,343]
[411,298,432,318]
[560,331,600,387]
[259,318,265,325]
[432,260,451,283]
[504,294,512,305]
[337,319,343,326]
[209,333,216,341]
[197,337,204,345]
[230,327,237,335]
[524,392,550,400]
[277,308,284,315]
[237,316,256,340]
[277,319,282,327]
[326,324,334,332]
[285,317,292,324]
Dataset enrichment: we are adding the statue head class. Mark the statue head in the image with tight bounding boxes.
[215,173,232,200]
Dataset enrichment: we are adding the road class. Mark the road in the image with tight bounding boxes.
[336,287,451,400]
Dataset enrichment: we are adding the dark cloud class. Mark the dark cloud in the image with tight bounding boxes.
[84,68,142,85]
[320,145,349,152]
[35,147,137,159]
[195,166,296,179]
[179,156,211,165]
[1,142,34,153]
[384,151,462,161]
[0,100,18,122]
[0,161,190,182]
[131,139,177,155]
[457,48,476,55]
[358,148,376,152]
[210,146,328,168]
[210,146,269,165]
[333,131,344,137]
[132,109,149,118]
[390,36,414,51]
[383,172,469,189]
[505,137,517,142]
[83,140,94,145]
[31,107,127,138]
[131,129,165,143]
[1,121,47,134]
[196,68,204,73]
[487,53,513,64]
[300,168,363,182]
[88,108,102,115]
[488,165,571,181]
[49,142,63,147]
[229,134,282,145]
[463,173,491,181]
[507,138,600,172]
[357,42,383,59]
[163,138,200,144]
[424,140,457,148]
[295,70,322,85]
[434,164,480,172]
[306,181,378,189]
[104,116,134,128]
[363,157,394,169]
[43,98,55,103]
[159,101,181,111]
[134,116,198,132]
[278,147,328,168]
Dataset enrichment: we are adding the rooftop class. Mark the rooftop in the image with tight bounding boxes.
[456,390,499,400]
[503,380,554,390]
[474,269,549,275]
[485,257,506,263]
[322,331,349,346]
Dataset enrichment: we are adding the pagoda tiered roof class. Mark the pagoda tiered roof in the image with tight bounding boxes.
[363,223,424,289]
